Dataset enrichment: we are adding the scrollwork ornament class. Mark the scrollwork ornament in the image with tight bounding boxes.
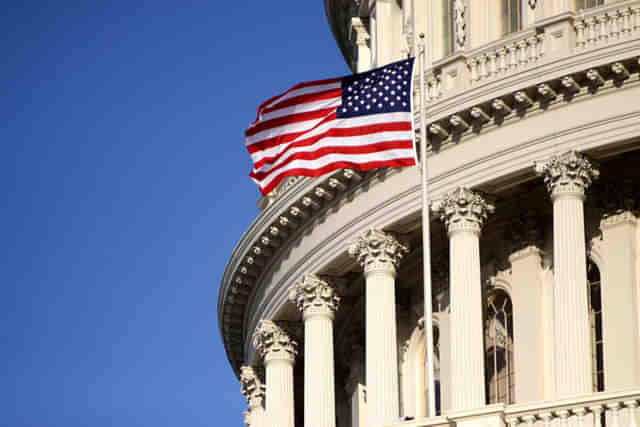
[432,187,495,235]
[534,151,600,199]
[239,366,265,408]
[348,229,409,274]
[252,320,298,363]
[454,0,467,49]
[289,273,340,319]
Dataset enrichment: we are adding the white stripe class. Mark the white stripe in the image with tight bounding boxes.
[259,97,341,122]
[258,149,416,189]
[251,130,412,172]
[246,111,411,147]
[246,115,331,146]
[261,82,341,112]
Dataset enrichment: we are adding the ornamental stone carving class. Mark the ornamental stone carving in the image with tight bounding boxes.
[348,229,409,274]
[454,0,467,49]
[289,273,340,319]
[534,151,600,199]
[432,187,495,235]
[252,320,298,363]
[240,366,265,408]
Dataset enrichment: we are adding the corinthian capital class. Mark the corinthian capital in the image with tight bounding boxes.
[432,187,495,235]
[534,151,599,199]
[252,320,298,363]
[239,366,265,408]
[289,273,340,319]
[348,229,409,275]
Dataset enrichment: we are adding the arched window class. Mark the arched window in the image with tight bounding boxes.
[484,289,515,404]
[576,0,605,10]
[501,0,522,36]
[588,260,604,392]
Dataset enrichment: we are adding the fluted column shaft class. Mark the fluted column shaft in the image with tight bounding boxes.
[450,228,486,409]
[252,320,298,427]
[366,265,400,427]
[349,229,408,427]
[535,151,599,397]
[290,274,340,427]
[265,357,295,427]
[552,192,592,395]
[433,187,494,411]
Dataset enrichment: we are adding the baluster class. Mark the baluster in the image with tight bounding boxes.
[539,412,552,427]
[517,39,528,67]
[557,409,570,427]
[508,43,518,70]
[528,36,539,62]
[506,416,519,427]
[610,10,621,40]
[625,400,639,427]
[468,59,479,83]
[608,402,621,427]
[597,14,609,44]
[633,7,640,33]
[575,20,586,49]
[574,407,586,427]
[589,405,603,427]
[537,33,545,58]
[435,76,442,99]
[620,8,632,37]
[522,415,536,427]
[586,17,597,46]
[487,52,497,77]
[478,54,488,80]
[497,48,508,74]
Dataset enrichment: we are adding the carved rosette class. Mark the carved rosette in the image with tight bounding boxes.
[289,273,340,320]
[534,151,600,200]
[240,365,265,408]
[348,229,409,275]
[252,320,298,363]
[432,187,495,235]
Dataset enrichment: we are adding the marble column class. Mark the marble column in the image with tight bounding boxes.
[349,229,408,427]
[289,273,340,427]
[240,366,266,427]
[535,150,599,397]
[253,320,298,427]
[433,187,494,411]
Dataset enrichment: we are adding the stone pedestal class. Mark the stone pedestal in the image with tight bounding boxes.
[289,274,340,427]
[433,187,494,411]
[349,229,408,427]
[535,151,599,397]
[253,320,298,427]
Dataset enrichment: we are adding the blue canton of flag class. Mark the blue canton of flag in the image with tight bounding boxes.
[338,58,414,118]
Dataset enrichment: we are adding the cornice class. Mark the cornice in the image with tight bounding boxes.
[219,47,640,378]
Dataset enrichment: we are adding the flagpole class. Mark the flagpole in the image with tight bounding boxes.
[418,32,437,418]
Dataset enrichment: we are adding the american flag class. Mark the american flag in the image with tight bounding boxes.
[245,58,417,195]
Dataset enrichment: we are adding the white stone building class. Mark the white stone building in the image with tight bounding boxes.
[220,1,640,427]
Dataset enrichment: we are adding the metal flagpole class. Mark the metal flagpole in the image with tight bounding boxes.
[418,32,437,418]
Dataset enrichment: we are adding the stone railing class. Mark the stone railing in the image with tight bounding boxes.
[466,29,546,86]
[574,0,640,51]
[385,390,640,427]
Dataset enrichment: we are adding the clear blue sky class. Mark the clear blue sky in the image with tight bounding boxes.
[1,2,349,426]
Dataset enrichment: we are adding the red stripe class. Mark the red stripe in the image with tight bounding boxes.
[252,77,342,123]
[245,106,337,137]
[250,140,414,180]
[249,120,412,163]
[247,112,338,152]
[259,88,342,116]
[256,158,416,195]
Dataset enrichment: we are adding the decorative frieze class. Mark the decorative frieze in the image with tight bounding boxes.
[253,320,298,362]
[348,229,409,274]
[289,273,341,319]
[534,151,600,199]
[432,187,495,235]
